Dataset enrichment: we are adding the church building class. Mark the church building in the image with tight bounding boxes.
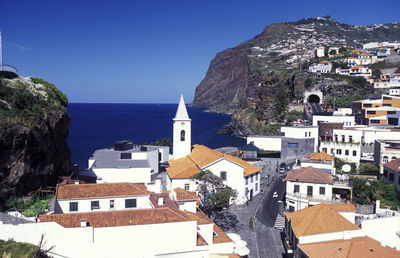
[166,95,261,204]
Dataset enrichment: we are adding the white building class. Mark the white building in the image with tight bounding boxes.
[88,141,169,184]
[374,139,400,174]
[299,152,334,174]
[312,115,355,127]
[308,61,332,73]
[54,182,153,214]
[167,145,261,204]
[315,46,325,57]
[173,94,191,159]
[284,167,351,212]
[246,135,281,152]
[281,126,319,152]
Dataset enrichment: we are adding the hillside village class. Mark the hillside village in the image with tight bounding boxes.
[2,18,400,258]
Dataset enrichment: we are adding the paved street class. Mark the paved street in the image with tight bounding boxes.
[226,161,286,258]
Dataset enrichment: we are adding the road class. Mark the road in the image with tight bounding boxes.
[255,172,286,258]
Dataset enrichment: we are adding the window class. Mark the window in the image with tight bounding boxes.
[342,135,345,142]
[184,183,190,190]
[383,104,392,107]
[331,148,334,155]
[69,202,78,212]
[363,103,372,107]
[251,175,254,183]
[180,130,185,141]
[345,150,349,156]
[120,152,131,159]
[349,135,352,143]
[392,156,397,161]
[256,173,258,181]
[335,135,338,142]
[305,132,307,137]
[255,183,258,192]
[322,148,327,153]
[389,173,394,181]
[353,150,357,156]
[288,143,299,148]
[125,199,137,208]
[91,201,100,210]
[319,187,325,195]
[336,149,342,155]
[370,120,380,124]
[383,96,392,100]
[246,177,248,185]
[309,132,311,137]
[281,132,285,136]
[307,186,313,197]
[294,185,299,193]
[110,200,115,209]
[383,156,389,163]
[384,170,388,178]
[245,188,248,197]
[220,171,227,181]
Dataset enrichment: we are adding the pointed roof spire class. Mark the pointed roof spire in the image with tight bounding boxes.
[174,94,191,121]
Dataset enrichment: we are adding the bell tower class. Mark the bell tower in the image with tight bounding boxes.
[173,94,191,159]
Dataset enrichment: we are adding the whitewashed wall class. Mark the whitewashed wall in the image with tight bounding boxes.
[312,115,355,127]
[93,167,151,183]
[247,136,281,152]
[361,215,400,251]
[57,195,151,213]
[299,229,364,244]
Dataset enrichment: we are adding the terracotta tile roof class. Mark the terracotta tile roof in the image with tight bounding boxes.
[39,208,191,228]
[173,187,200,204]
[297,236,400,258]
[285,203,358,237]
[383,158,400,172]
[149,192,179,209]
[335,53,344,56]
[359,53,369,56]
[348,57,356,59]
[351,65,365,69]
[197,233,208,246]
[351,49,360,53]
[320,60,329,63]
[56,183,150,200]
[285,166,334,184]
[167,145,260,179]
[195,209,233,244]
[305,151,333,161]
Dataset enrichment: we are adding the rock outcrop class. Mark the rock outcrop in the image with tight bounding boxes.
[0,77,71,209]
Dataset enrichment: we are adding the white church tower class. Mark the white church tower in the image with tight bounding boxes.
[173,94,191,159]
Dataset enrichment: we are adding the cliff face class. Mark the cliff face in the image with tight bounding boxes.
[0,77,71,209]
[192,17,400,135]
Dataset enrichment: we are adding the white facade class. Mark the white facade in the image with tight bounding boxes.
[56,195,152,214]
[312,115,355,127]
[285,180,333,211]
[246,135,281,152]
[374,140,400,174]
[94,167,151,184]
[333,108,352,116]
[173,95,192,159]
[281,126,319,152]
[308,62,332,73]
[315,47,325,57]
[168,158,261,205]
[320,141,361,165]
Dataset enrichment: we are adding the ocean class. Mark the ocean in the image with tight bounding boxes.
[67,103,246,168]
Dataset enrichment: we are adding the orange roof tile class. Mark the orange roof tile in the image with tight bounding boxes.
[359,53,369,56]
[351,49,360,53]
[173,187,200,204]
[348,57,357,59]
[285,166,334,184]
[297,236,400,258]
[56,183,150,200]
[167,145,260,179]
[383,158,400,171]
[336,53,344,56]
[351,65,365,69]
[197,233,208,246]
[39,208,191,228]
[285,203,358,237]
[320,60,329,63]
[306,151,333,161]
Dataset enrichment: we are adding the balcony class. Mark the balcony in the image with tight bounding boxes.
[286,192,346,204]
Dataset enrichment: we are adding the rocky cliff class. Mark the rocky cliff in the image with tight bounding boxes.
[0,77,71,209]
[192,17,400,135]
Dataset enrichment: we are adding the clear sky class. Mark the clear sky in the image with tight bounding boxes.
[1,0,399,103]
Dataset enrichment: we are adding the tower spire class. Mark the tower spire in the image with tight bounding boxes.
[174,94,190,121]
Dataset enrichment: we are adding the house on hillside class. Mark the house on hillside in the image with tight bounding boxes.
[374,139,400,174]
[383,158,400,192]
[299,152,334,174]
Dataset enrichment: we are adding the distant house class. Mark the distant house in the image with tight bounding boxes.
[383,158,400,192]
[374,139,400,174]
[299,152,334,173]
[315,46,325,57]
[284,167,351,212]
[308,60,332,73]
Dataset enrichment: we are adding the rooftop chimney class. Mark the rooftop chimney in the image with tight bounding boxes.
[158,197,164,206]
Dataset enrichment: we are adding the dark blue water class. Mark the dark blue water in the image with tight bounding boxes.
[67,103,245,168]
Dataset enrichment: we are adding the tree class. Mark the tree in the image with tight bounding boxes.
[359,163,379,175]
[339,47,346,54]
[192,170,237,215]
[329,49,337,56]
[304,77,312,89]
[150,137,172,147]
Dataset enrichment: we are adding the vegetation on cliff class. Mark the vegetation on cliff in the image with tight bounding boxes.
[0,77,71,209]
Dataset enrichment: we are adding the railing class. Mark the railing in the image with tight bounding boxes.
[286,192,346,204]
[0,64,18,74]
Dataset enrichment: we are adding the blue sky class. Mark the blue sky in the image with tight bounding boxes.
[1,0,399,103]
